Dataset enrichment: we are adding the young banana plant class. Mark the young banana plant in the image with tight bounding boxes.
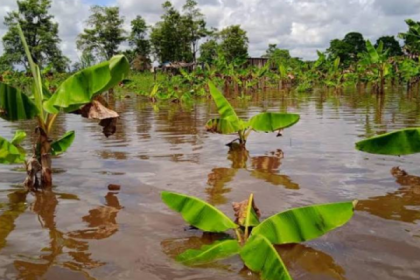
[0,24,129,189]
[205,81,300,148]
[161,191,357,280]
[359,40,391,94]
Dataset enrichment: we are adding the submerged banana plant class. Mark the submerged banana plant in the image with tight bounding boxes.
[0,24,129,188]
[356,128,420,156]
[205,81,300,148]
[161,191,357,280]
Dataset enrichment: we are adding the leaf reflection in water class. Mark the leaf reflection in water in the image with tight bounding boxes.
[357,167,420,223]
[0,188,123,279]
[206,148,299,205]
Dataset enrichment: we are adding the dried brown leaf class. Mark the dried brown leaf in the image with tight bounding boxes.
[232,198,261,226]
[80,100,119,120]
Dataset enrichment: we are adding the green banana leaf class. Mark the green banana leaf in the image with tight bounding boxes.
[161,191,238,232]
[205,118,241,134]
[51,131,75,156]
[252,201,356,244]
[11,131,26,146]
[243,194,260,228]
[0,82,39,121]
[248,113,300,132]
[208,81,240,123]
[44,55,130,113]
[240,235,292,280]
[176,240,240,265]
[366,40,379,64]
[0,135,26,164]
[356,128,420,156]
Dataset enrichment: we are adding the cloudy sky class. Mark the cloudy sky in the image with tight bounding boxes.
[1,0,420,63]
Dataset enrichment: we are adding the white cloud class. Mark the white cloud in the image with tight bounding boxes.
[1,0,420,63]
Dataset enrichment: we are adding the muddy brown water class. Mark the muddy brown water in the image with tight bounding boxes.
[0,88,420,280]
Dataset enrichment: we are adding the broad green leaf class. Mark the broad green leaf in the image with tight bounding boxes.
[149,84,160,98]
[11,131,26,146]
[240,235,292,280]
[279,63,287,78]
[44,55,130,113]
[366,40,379,64]
[245,194,260,228]
[176,240,240,265]
[356,128,420,155]
[205,118,241,134]
[248,113,300,132]
[17,23,44,121]
[0,136,26,164]
[333,57,340,72]
[208,81,240,123]
[51,131,75,156]
[252,201,356,244]
[0,82,39,121]
[161,191,237,232]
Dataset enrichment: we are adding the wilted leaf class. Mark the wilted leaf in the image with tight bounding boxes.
[76,100,119,138]
[232,197,261,227]
[79,100,119,120]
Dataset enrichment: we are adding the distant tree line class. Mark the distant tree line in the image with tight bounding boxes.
[1,0,420,73]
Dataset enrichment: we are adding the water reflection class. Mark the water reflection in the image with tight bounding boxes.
[357,167,420,223]
[206,148,299,205]
[276,244,346,280]
[0,188,122,279]
[0,190,28,250]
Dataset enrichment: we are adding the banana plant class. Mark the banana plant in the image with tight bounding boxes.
[0,24,129,188]
[205,81,300,148]
[359,40,391,94]
[161,191,357,280]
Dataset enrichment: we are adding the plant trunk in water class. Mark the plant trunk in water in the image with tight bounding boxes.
[39,128,52,187]
[24,128,52,189]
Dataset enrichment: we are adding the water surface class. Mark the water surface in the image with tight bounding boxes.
[0,87,420,280]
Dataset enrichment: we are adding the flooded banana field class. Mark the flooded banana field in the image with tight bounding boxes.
[0,88,420,280]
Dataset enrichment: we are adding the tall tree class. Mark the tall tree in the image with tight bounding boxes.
[198,39,218,64]
[150,1,194,63]
[263,44,291,62]
[182,0,208,62]
[1,0,69,72]
[398,19,420,56]
[77,6,126,61]
[218,25,249,63]
[128,15,150,59]
[327,32,366,67]
[375,36,403,57]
